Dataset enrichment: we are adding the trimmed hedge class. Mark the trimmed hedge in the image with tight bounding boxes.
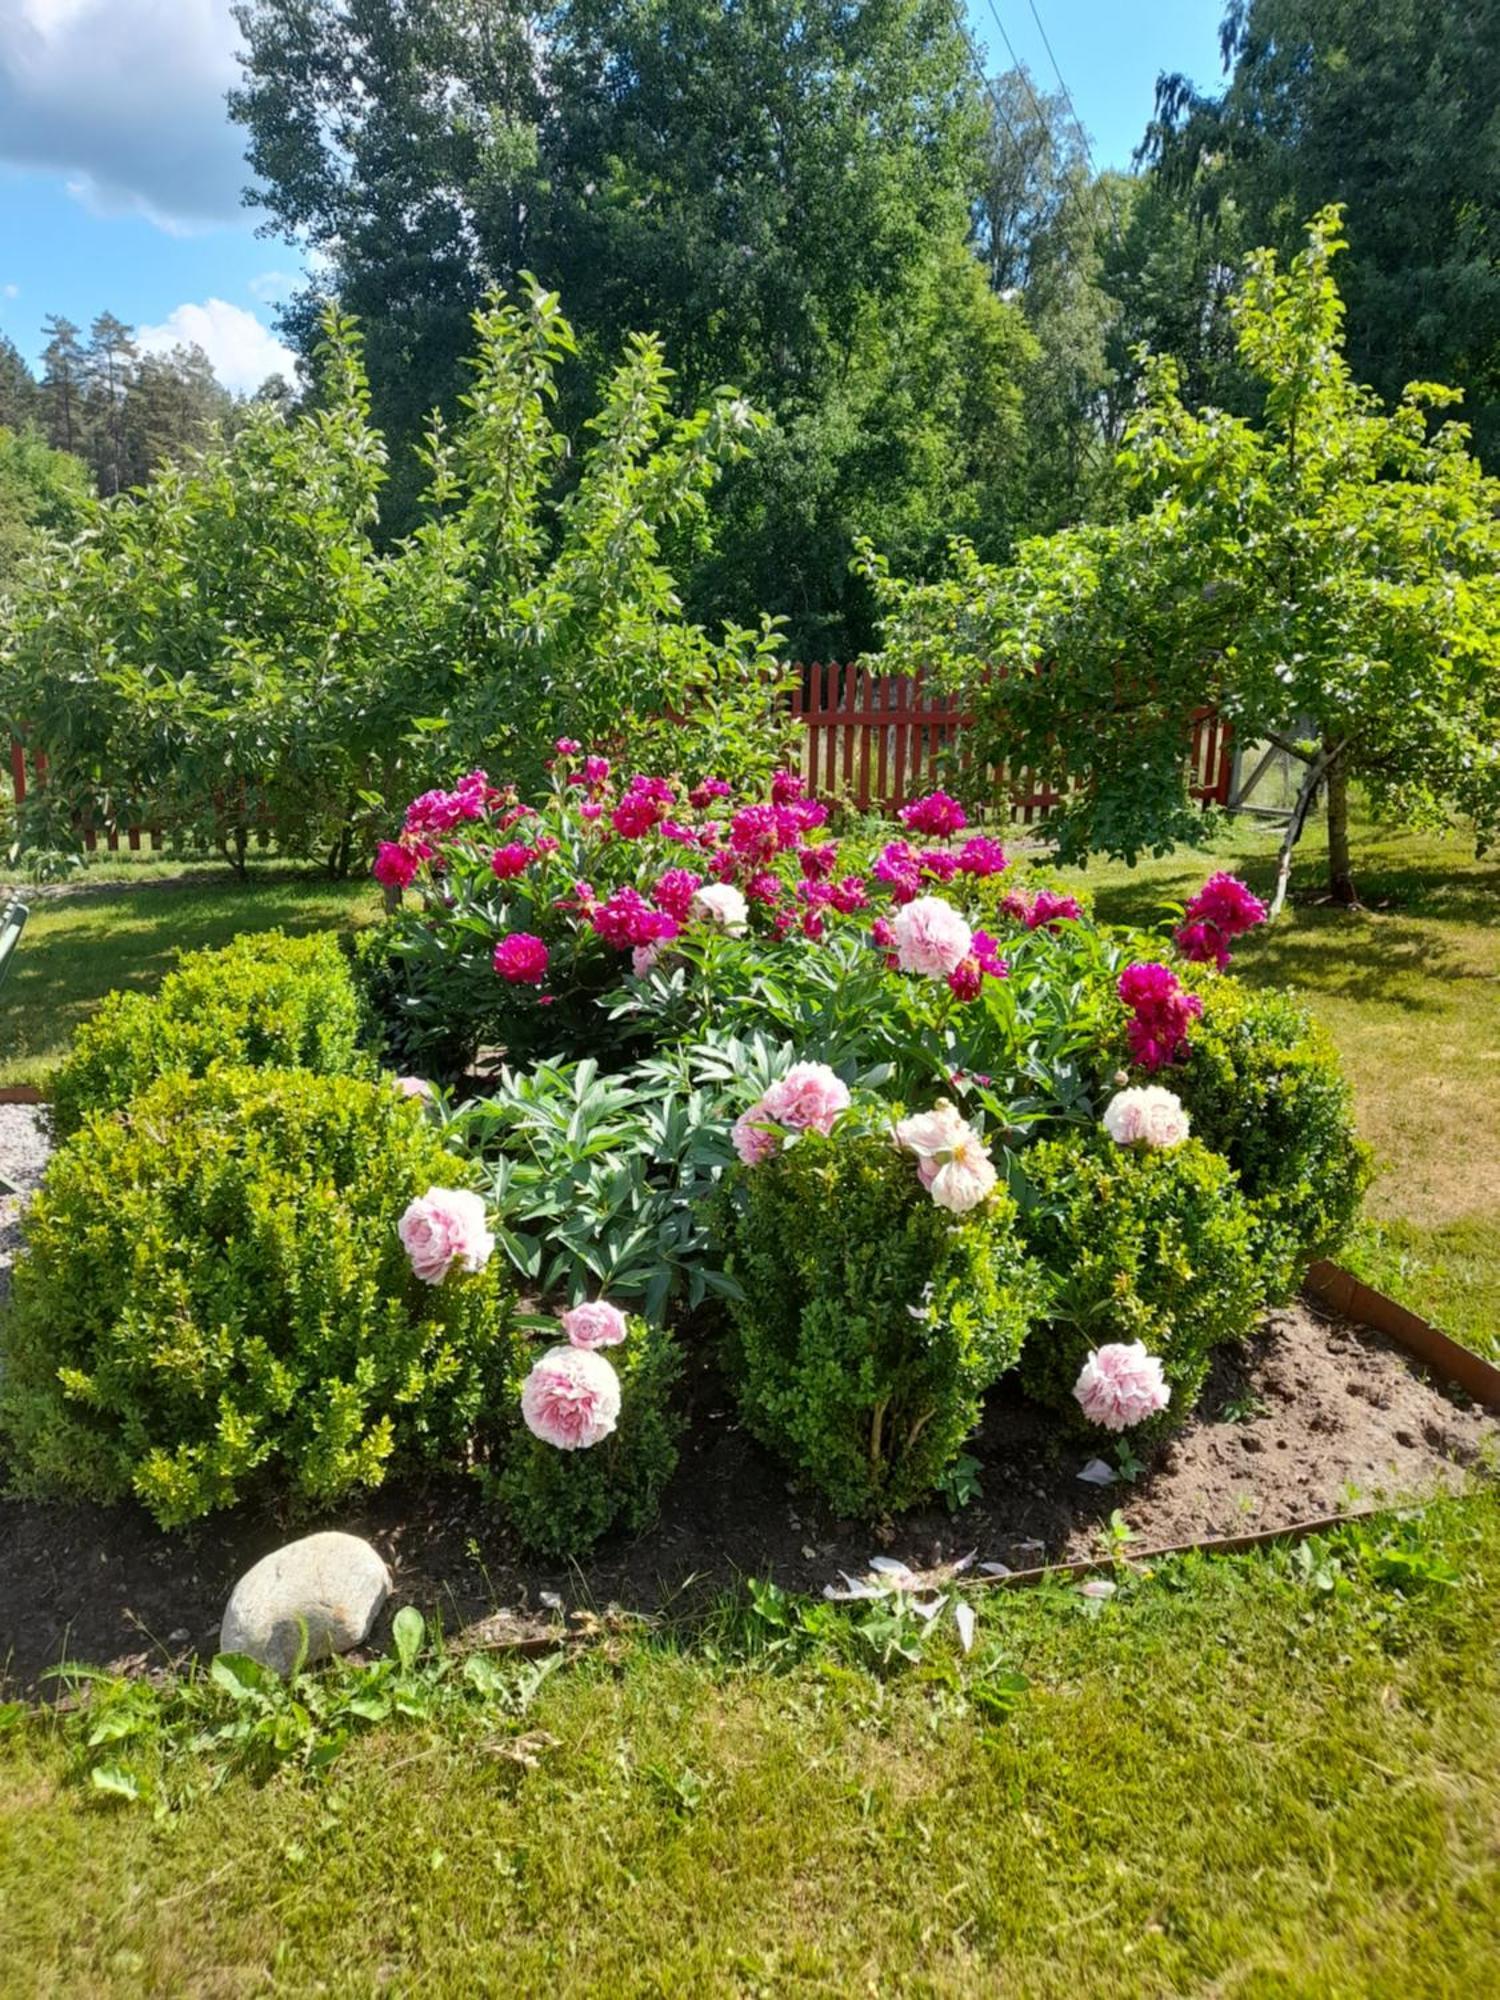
[716,1128,1039,1516]
[0,1068,513,1526]
[49,929,371,1137]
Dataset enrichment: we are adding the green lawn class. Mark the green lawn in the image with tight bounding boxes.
[3,1496,1498,1992]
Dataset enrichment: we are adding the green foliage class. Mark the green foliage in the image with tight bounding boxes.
[490,1319,684,1557]
[0,424,90,585]
[49,928,371,1137]
[0,1069,513,1526]
[51,1610,567,1811]
[1016,1131,1263,1430]
[716,1128,1038,1516]
[1177,979,1371,1296]
[864,209,1500,897]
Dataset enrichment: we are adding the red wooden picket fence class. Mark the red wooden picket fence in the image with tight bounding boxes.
[7,667,1232,845]
[790,662,1233,816]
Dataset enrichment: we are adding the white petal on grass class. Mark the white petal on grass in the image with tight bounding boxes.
[869,1556,917,1582]
[954,1600,977,1654]
[1077,1578,1117,1600]
[909,1594,947,1621]
[979,1561,1013,1578]
[823,1573,884,1602]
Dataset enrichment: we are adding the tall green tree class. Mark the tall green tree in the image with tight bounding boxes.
[84,313,139,497]
[1145,0,1500,461]
[863,211,1500,907]
[39,317,88,460]
[0,335,39,434]
[229,0,1035,654]
[0,426,91,587]
[119,345,232,489]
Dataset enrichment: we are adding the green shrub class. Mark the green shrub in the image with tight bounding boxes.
[0,1069,513,1526]
[1177,980,1370,1297]
[715,1129,1039,1517]
[49,930,371,1137]
[489,1320,683,1556]
[1017,1131,1262,1432]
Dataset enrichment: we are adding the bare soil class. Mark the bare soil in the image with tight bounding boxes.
[1,1299,1493,1697]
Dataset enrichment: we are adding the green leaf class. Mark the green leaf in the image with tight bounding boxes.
[391,1605,425,1672]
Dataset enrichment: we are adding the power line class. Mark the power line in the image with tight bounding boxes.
[1023,0,1127,247]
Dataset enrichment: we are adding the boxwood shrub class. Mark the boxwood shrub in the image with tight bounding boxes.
[1175,980,1371,1298]
[715,1128,1039,1517]
[0,1068,513,1526]
[1017,1131,1262,1433]
[49,929,371,1137]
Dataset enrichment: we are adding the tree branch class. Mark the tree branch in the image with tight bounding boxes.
[1267,737,1346,920]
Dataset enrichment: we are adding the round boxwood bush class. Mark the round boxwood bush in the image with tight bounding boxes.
[715,1128,1039,1517]
[488,1319,683,1556]
[1016,1130,1262,1433]
[49,929,372,1138]
[1174,980,1370,1298]
[0,1068,513,1526]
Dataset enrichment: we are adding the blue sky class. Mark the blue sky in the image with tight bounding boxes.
[0,1,1228,394]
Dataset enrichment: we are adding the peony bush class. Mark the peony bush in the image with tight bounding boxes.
[3,740,1371,1547]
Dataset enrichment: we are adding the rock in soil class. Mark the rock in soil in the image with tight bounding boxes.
[220,1532,392,1677]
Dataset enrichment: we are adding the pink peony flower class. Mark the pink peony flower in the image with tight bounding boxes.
[899,790,968,839]
[770,768,807,805]
[554,736,581,757]
[560,1300,630,1349]
[653,867,705,920]
[891,895,973,978]
[690,882,749,934]
[894,1100,997,1213]
[955,835,1009,878]
[631,942,664,977]
[731,1100,781,1165]
[1103,1086,1191,1150]
[1073,1342,1171,1431]
[760,1062,850,1135]
[393,1075,436,1101]
[611,791,664,839]
[579,799,604,821]
[591,887,679,950]
[799,842,839,881]
[490,842,533,881]
[520,1345,621,1450]
[398,1187,494,1285]
[745,870,782,907]
[873,840,922,903]
[494,932,550,984]
[582,754,611,787]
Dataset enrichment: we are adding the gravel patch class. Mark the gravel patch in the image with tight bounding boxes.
[0,1101,51,1305]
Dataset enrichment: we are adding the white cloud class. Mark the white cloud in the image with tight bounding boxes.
[2,284,19,301]
[138,298,297,394]
[0,1,249,231]
[247,269,297,303]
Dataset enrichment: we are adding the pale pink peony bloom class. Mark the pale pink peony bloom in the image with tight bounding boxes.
[891,895,973,979]
[520,1345,622,1450]
[760,1061,850,1136]
[731,1100,782,1165]
[397,1187,494,1285]
[690,882,749,934]
[631,941,664,978]
[561,1300,630,1349]
[894,1099,997,1213]
[1103,1086,1191,1151]
[1073,1342,1171,1431]
[393,1076,435,1101]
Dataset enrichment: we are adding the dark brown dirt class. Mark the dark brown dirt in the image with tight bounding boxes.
[1,1299,1494,1697]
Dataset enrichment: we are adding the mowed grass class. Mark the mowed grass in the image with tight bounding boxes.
[1059,807,1500,1358]
[0,862,379,1088]
[2,1493,1499,1994]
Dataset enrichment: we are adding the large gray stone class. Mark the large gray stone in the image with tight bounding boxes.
[220,1531,391,1676]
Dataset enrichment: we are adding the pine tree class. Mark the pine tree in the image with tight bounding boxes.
[39,316,88,460]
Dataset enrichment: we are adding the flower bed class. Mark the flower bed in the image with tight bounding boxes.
[1,748,1373,1555]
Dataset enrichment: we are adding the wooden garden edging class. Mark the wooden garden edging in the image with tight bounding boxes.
[971,1262,1500,1592]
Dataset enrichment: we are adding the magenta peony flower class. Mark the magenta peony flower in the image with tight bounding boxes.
[745,870,782,906]
[631,941,664,977]
[1103,1085,1191,1150]
[493,932,550,984]
[1118,962,1203,1071]
[591,887,680,950]
[770,768,807,805]
[947,955,984,1002]
[653,867,705,920]
[1028,889,1082,928]
[873,840,922,903]
[899,790,968,839]
[690,882,749,934]
[760,1062,850,1135]
[894,1100,997,1213]
[561,1300,630,1349]
[374,840,422,889]
[520,1345,621,1450]
[799,842,839,881]
[490,842,533,881]
[1073,1342,1171,1431]
[398,1187,494,1285]
[582,754,611,787]
[828,875,869,913]
[611,791,664,838]
[554,736,581,757]
[955,835,1009,878]
[891,895,973,978]
[731,1100,781,1165]
[1174,872,1269,970]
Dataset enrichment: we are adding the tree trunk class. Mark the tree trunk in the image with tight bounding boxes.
[1324,748,1358,906]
